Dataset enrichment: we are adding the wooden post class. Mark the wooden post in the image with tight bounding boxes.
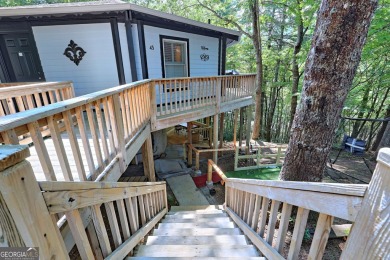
[341,148,390,259]
[195,151,200,171]
[142,135,156,182]
[0,145,68,258]
[246,106,252,154]
[187,122,193,166]
[213,114,219,163]
[219,113,225,149]
[206,116,212,147]
[233,109,239,147]
[239,107,244,148]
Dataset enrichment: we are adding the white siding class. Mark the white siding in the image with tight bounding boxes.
[143,25,219,79]
[131,23,143,80]
[118,23,132,83]
[33,23,121,96]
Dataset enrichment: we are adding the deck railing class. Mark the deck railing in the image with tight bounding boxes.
[234,145,287,171]
[0,145,167,259]
[0,81,74,116]
[208,148,390,259]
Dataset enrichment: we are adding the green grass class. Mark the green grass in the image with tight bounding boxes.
[225,167,281,180]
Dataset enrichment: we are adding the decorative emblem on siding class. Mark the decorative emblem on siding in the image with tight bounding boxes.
[63,40,86,66]
[200,53,209,61]
[201,46,209,50]
[150,45,154,50]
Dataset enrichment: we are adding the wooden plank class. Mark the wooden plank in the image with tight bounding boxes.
[76,107,95,177]
[47,115,73,181]
[62,111,87,181]
[275,203,293,253]
[142,135,156,181]
[341,148,390,259]
[0,145,30,171]
[86,221,104,260]
[27,121,57,181]
[86,104,104,170]
[91,204,111,257]
[94,101,110,160]
[251,195,261,230]
[104,202,122,248]
[0,160,68,258]
[65,209,95,260]
[105,208,167,260]
[226,181,364,221]
[266,200,281,244]
[43,184,166,214]
[308,214,333,260]
[116,199,131,239]
[138,195,147,226]
[287,207,310,260]
[258,197,269,237]
[226,207,284,260]
[39,180,166,191]
[125,197,138,234]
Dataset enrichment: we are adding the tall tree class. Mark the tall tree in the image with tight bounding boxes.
[280,0,378,181]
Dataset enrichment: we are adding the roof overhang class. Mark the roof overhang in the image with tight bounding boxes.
[0,2,241,43]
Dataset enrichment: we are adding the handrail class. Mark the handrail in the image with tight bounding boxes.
[206,148,390,259]
[0,145,168,259]
[234,145,287,171]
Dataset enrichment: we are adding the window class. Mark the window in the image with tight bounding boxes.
[162,39,188,78]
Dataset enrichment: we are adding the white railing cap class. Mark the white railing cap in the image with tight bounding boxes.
[378,147,390,167]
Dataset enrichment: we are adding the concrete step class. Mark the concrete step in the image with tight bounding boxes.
[134,245,259,257]
[161,217,231,224]
[170,205,224,211]
[145,235,248,245]
[128,257,265,260]
[157,222,235,229]
[153,227,242,236]
[164,213,227,219]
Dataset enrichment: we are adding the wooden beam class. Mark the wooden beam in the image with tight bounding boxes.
[110,17,126,85]
[142,135,156,181]
[137,20,148,79]
[213,114,219,163]
[125,17,138,82]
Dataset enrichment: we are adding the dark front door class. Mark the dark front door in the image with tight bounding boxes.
[1,33,45,82]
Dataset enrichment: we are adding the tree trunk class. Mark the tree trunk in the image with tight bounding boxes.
[251,0,263,140]
[289,0,305,129]
[351,86,370,137]
[280,0,378,182]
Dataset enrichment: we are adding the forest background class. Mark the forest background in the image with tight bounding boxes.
[1,0,389,151]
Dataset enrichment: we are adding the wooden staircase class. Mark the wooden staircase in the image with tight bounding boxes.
[130,205,264,259]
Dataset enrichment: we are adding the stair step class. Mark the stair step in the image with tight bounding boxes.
[167,210,224,215]
[153,227,242,236]
[161,217,231,223]
[157,222,235,229]
[164,213,227,219]
[170,205,224,211]
[145,235,248,245]
[128,257,265,260]
[135,245,259,257]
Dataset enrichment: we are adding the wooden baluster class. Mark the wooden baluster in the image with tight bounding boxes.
[0,101,6,116]
[164,80,169,114]
[25,95,35,110]
[143,194,152,221]
[94,101,110,162]
[91,204,112,257]
[28,121,57,181]
[287,207,310,260]
[124,90,133,139]
[48,91,56,104]
[42,91,50,105]
[6,98,16,114]
[178,80,182,111]
[130,88,139,131]
[65,209,95,260]
[116,199,131,240]
[104,202,122,248]
[119,93,129,139]
[15,96,25,112]
[308,213,333,260]
[266,200,281,244]
[33,93,42,107]
[86,219,104,260]
[76,106,95,177]
[246,193,255,225]
[125,197,138,234]
[251,195,262,230]
[243,191,249,222]
[102,98,116,157]
[135,86,142,128]
[138,195,147,226]
[47,115,73,181]
[275,203,293,253]
[258,197,269,237]
[54,89,62,101]
[1,129,19,145]
[86,104,104,171]
[158,81,164,116]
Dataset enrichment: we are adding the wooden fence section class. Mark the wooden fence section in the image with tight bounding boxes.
[0,80,153,183]
[0,81,74,116]
[208,148,390,259]
[234,145,287,171]
[0,145,167,259]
